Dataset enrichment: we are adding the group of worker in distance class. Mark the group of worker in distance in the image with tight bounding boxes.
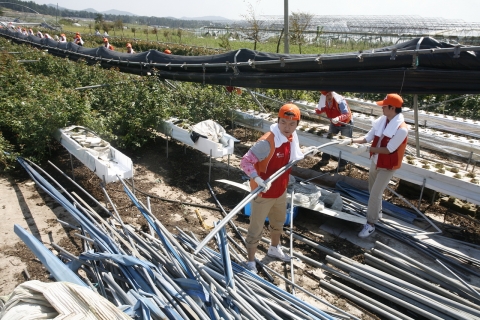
[240,93,407,273]
[6,25,173,55]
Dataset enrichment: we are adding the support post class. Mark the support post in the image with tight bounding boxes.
[284,0,289,53]
[131,163,135,196]
[69,153,75,180]
[102,176,109,209]
[336,151,343,174]
[466,151,473,171]
[418,177,426,210]
[414,94,420,157]
[209,149,212,183]
[227,154,230,176]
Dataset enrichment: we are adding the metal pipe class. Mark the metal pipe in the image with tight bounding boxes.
[375,241,475,292]
[289,188,295,295]
[206,182,274,282]
[326,255,479,319]
[366,252,480,308]
[235,227,359,319]
[320,279,410,320]
[417,177,426,209]
[350,272,455,320]
[319,263,442,320]
[56,219,79,230]
[436,258,480,301]
[246,88,266,112]
[368,249,480,307]
[385,186,442,234]
[48,160,111,216]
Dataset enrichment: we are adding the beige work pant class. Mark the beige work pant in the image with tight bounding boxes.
[367,161,395,224]
[245,190,287,248]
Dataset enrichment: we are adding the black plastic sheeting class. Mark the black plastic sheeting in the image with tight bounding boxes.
[2,28,480,94]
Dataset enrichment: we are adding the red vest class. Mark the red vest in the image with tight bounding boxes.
[371,122,408,170]
[249,132,291,198]
[322,99,352,126]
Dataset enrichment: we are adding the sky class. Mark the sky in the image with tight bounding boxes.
[30,0,480,23]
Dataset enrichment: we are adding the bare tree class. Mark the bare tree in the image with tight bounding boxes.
[241,1,264,51]
[131,27,136,38]
[114,20,124,36]
[102,22,110,35]
[163,30,170,41]
[144,28,149,41]
[177,29,183,43]
[290,11,313,54]
[152,27,158,41]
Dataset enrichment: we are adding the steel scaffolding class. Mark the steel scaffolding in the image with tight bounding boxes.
[261,15,480,45]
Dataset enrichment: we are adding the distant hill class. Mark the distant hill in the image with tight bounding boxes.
[47,4,136,16]
[99,9,137,16]
[81,8,98,13]
[180,16,233,21]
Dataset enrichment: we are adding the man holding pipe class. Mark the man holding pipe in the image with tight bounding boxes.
[240,104,305,273]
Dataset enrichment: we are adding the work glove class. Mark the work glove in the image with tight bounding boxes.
[352,145,369,155]
[338,138,353,146]
[331,117,340,124]
[254,177,271,192]
[303,146,318,156]
[315,109,322,115]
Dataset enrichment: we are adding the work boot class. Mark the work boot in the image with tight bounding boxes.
[358,223,375,238]
[267,244,291,262]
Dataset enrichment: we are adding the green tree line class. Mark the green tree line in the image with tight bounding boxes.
[0,37,252,170]
[0,0,226,28]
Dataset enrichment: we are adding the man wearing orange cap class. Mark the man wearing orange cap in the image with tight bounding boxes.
[351,93,409,238]
[103,37,114,50]
[240,104,306,273]
[315,90,353,169]
[126,43,135,54]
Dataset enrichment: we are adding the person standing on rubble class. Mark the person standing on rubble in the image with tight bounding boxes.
[240,103,305,273]
[351,93,408,238]
[315,90,353,170]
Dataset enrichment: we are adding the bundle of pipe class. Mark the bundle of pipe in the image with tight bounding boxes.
[15,157,349,320]
[275,226,480,319]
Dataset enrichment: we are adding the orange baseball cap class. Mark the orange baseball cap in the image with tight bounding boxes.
[278,104,300,121]
[164,49,171,54]
[376,93,403,108]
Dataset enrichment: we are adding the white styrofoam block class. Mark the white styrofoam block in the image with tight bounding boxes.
[56,128,132,184]
[162,120,235,158]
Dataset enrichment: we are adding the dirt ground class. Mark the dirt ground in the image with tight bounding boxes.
[1,126,480,318]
